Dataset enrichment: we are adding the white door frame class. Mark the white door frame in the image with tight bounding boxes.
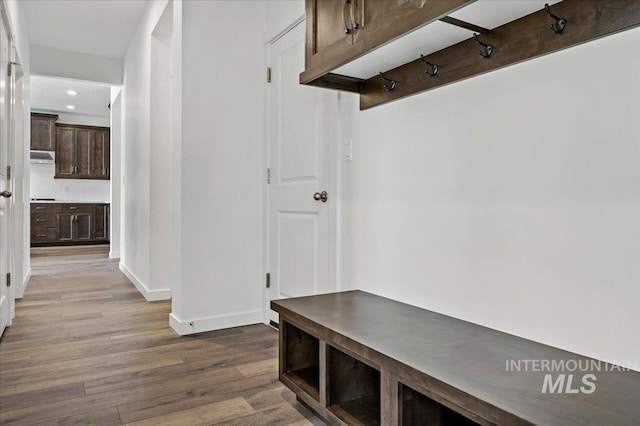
[0,4,16,335]
[263,17,340,324]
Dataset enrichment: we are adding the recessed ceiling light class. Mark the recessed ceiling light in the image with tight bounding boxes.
[66,90,78,96]
[66,105,76,110]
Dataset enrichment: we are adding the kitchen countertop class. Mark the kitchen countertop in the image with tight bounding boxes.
[30,199,110,204]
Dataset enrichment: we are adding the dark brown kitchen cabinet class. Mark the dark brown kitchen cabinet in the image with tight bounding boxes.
[93,204,109,241]
[30,113,58,151]
[31,203,110,246]
[57,212,92,242]
[55,124,110,180]
[30,203,57,244]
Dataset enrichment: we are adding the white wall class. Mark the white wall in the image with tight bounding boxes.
[30,164,110,202]
[31,45,123,85]
[265,0,304,41]
[110,89,122,259]
[149,1,174,296]
[339,28,640,367]
[121,0,268,331]
[121,0,169,299]
[170,0,267,333]
[29,111,110,202]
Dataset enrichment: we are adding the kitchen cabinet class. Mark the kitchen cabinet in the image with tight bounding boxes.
[30,203,57,244]
[55,124,110,180]
[56,204,93,242]
[93,204,110,242]
[31,203,110,246]
[30,113,58,151]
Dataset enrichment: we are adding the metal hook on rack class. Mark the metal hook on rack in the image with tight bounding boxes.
[379,72,397,91]
[420,55,438,77]
[473,33,493,58]
[545,3,566,34]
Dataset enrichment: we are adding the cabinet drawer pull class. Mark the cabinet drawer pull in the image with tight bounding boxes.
[36,233,47,237]
[36,219,45,222]
[70,206,78,210]
[350,0,358,30]
[36,206,46,210]
[343,0,350,34]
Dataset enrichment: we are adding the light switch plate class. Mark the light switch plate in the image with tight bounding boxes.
[343,139,353,162]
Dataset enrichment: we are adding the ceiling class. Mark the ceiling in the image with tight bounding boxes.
[23,0,149,58]
[31,75,111,118]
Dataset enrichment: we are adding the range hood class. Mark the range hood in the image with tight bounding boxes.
[30,151,55,164]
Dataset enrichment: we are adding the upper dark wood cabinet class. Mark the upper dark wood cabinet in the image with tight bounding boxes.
[91,129,110,179]
[301,0,472,85]
[55,126,75,178]
[30,113,58,151]
[301,0,640,110]
[304,0,354,72]
[55,124,110,180]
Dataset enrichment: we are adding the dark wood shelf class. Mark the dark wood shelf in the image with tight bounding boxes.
[284,366,320,401]
[328,345,380,425]
[283,322,320,401]
[329,395,381,426]
[400,383,477,426]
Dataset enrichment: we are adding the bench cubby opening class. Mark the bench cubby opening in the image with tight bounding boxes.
[283,321,320,400]
[328,345,381,425]
[399,383,478,426]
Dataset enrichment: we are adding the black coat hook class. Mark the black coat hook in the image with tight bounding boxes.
[420,55,438,77]
[379,72,396,91]
[545,3,566,34]
[473,33,493,58]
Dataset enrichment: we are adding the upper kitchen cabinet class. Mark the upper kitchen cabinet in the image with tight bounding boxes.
[30,113,59,151]
[55,124,110,180]
[300,0,472,86]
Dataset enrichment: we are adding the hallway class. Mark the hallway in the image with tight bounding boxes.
[0,249,320,425]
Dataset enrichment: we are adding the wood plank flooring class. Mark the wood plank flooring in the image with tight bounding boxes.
[0,249,323,425]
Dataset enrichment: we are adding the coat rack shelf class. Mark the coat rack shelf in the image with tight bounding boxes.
[300,0,640,110]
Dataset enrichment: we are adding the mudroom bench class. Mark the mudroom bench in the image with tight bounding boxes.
[271,290,639,425]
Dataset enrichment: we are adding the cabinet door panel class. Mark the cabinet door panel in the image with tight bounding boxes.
[31,115,57,151]
[93,204,109,241]
[91,130,110,179]
[306,0,354,70]
[55,127,75,178]
[57,213,74,241]
[75,129,92,177]
[75,213,93,241]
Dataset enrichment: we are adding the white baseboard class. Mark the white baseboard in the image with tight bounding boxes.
[169,310,263,336]
[119,262,171,301]
[109,250,120,259]
[16,268,31,299]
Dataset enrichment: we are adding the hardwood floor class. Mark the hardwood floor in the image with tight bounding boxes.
[0,249,323,425]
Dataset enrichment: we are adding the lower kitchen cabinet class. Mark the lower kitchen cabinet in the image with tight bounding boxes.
[31,202,110,246]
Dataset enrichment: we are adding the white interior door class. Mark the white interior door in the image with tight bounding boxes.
[267,22,336,323]
[0,11,13,337]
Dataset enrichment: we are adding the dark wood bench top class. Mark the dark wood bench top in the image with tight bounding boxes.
[272,290,640,425]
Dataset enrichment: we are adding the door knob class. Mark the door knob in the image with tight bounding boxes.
[0,190,11,198]
[313,191,328,203]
